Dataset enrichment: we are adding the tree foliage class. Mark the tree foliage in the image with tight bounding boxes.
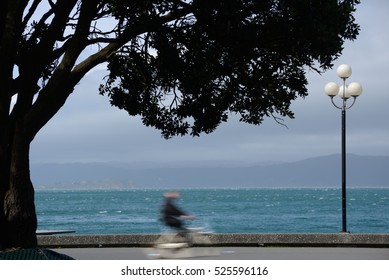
[100,0,360,137]
[0,0,359,249]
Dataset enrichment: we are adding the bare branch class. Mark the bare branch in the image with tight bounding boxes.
[26,3,55,40]
[271,113,289,129]
[22,0,42,27]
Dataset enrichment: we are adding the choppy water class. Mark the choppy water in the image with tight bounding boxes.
[35,187,389,234]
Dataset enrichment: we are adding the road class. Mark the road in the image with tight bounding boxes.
[54,246,389,260]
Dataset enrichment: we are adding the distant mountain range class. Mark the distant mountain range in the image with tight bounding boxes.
[31,154,389,189]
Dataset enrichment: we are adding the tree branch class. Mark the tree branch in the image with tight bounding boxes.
[22,0,42,27]
[25,4,195,141]
[71,6,194,83]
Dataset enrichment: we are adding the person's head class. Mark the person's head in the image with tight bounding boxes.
[164,191,180,199]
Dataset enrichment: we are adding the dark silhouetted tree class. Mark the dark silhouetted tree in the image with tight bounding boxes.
[0,0,360,249]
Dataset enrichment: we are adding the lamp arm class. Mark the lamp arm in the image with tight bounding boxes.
[345,97,357,110]
[330,96,342,110]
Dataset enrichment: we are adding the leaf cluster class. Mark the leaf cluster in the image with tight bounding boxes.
[100,0,360,138]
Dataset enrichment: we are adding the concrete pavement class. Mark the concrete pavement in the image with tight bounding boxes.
[53,246,389,260]
[37,233,389,260]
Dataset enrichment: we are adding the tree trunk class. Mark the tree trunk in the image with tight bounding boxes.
[0,122,37,250]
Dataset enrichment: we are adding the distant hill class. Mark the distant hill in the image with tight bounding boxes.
[31,154,389,189]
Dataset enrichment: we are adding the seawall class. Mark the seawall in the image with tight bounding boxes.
[38,233,389,248]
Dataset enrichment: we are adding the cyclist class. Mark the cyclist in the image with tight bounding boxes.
[161,191,195,243]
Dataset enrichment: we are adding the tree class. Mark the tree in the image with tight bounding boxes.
[0,0,359,249]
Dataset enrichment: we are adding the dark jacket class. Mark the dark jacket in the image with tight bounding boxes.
[162,197,186,229]
[163,197,185,218]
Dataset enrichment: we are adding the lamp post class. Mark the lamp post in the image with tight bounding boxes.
[324,64,362,233]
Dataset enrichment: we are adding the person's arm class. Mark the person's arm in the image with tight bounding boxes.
[180,214,195,219]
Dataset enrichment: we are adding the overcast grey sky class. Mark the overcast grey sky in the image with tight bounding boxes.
[30,1,389,164]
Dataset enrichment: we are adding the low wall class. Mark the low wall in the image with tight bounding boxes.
[38,233,389,248]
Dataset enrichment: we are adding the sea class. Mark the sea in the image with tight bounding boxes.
[35,187,389,234]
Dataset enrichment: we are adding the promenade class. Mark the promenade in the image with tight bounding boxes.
[2,233,389,260]
[2,235,388,280]
[39,233,389,260]
[53,246,389,260]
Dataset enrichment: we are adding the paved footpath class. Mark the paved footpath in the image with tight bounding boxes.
[54,246,389,260]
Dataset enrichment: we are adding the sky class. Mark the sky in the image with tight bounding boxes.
[30,1,389,165]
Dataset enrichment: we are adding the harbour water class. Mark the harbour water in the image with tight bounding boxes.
[35,187,389,234]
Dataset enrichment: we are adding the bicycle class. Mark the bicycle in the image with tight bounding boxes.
[147,227,219,259]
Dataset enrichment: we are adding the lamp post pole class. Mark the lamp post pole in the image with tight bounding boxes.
[341,77,347,233]
[324,64,362,233]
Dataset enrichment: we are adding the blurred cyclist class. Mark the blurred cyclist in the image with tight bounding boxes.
[161,191,195,242]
